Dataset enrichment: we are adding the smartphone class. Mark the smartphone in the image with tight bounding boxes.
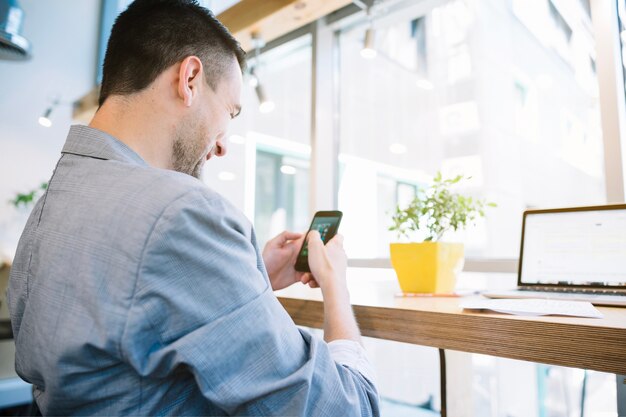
[295,210,343,273]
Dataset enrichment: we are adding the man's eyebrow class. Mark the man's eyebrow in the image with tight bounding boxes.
[231,105,242,119]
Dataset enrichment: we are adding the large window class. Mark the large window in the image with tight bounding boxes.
[337,0,605,259]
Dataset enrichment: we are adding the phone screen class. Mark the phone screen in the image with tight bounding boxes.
[295,211,343,272]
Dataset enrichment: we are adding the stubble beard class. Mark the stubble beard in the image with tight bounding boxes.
[171,119,210,179]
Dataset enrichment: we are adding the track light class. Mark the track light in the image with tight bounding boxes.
[248,73,259,88]
[256,83,275,114]
[38,107,53,127]
[38,98,59,127]
[251,34,275,114]
[250,67,275,114]
[361,26,377,59]
[353,1,377,59]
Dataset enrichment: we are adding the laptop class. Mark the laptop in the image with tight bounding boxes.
[483,204,626,307]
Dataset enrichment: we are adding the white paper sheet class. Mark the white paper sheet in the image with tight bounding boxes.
[460,298,604,318]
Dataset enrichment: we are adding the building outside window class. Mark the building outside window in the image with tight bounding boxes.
[337,0,604,260]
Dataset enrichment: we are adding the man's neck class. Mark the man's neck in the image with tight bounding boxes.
[89,96,174,170]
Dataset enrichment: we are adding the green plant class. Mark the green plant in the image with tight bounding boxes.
[389,172,496,242]
[10,182,48,209]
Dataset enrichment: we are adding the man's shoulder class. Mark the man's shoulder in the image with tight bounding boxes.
[131,166,218,203]
[93,160,217,204]
[121,167,247,228]
[54,153,248,234]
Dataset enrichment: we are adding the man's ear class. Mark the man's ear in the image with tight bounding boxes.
[177,56,204,107]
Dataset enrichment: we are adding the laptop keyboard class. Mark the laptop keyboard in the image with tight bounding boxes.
[483,288,626,307]
[519,286,625,296]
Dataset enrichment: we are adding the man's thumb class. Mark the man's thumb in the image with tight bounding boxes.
[307,230,323,251]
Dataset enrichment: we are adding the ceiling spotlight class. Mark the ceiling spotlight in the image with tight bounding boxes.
[259,101,275,114]
[37,98,60,127]
[248,71,259,88]
[256,83,275,114]
[250,67,274,112]
[250,35,275,114]
[389,143,407,154]
[416,79,434,90]
[361,27,377,59]
[355,1,378,59]
[280,165,297,175]
[38,107,53,127]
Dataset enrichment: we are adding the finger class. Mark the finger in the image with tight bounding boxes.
[281,230,303,241]
[300,273,311,284]
[306,231,327,273]
[278,231,303,247]
[287,239,306,264]
[306,232,323,256]
[307,230,322,244]
[308,280,319,288]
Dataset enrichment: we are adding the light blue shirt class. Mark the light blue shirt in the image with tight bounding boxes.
[8,125,379,416]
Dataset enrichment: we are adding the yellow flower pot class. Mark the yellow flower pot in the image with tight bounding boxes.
[390,242,464,294]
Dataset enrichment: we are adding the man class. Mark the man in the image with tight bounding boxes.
[8,0,379,416]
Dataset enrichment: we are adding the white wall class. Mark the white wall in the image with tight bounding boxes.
[0,0,100,260]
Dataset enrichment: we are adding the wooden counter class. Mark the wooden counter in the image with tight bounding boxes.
[276,276,626,375]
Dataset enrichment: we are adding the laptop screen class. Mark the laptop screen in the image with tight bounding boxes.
[520,206,626,288]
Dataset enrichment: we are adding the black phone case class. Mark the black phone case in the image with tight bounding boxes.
[295,211,342,273]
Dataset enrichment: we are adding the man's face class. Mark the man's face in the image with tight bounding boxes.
[172,57,242,179]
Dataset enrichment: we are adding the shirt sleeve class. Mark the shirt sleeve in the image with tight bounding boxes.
[120,188,380,417]
[328,339,377,385]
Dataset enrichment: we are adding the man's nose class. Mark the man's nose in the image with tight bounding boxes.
[214,138,227,157]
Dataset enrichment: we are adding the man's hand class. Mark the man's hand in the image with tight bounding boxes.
[304,230,360,344]
[263,231,306,291]
[304,230,346,292]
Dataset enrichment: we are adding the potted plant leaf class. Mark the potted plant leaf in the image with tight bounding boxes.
[0,182,48,263]
[389,172,495,294]
[10,182,48,209]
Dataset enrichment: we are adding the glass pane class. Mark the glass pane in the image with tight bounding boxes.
[337,0,605,259]
[202,35,312,248]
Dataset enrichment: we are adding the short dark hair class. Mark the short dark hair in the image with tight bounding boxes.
[99,0,246,106]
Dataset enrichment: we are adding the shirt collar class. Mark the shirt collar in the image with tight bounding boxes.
[61,125,149,167]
